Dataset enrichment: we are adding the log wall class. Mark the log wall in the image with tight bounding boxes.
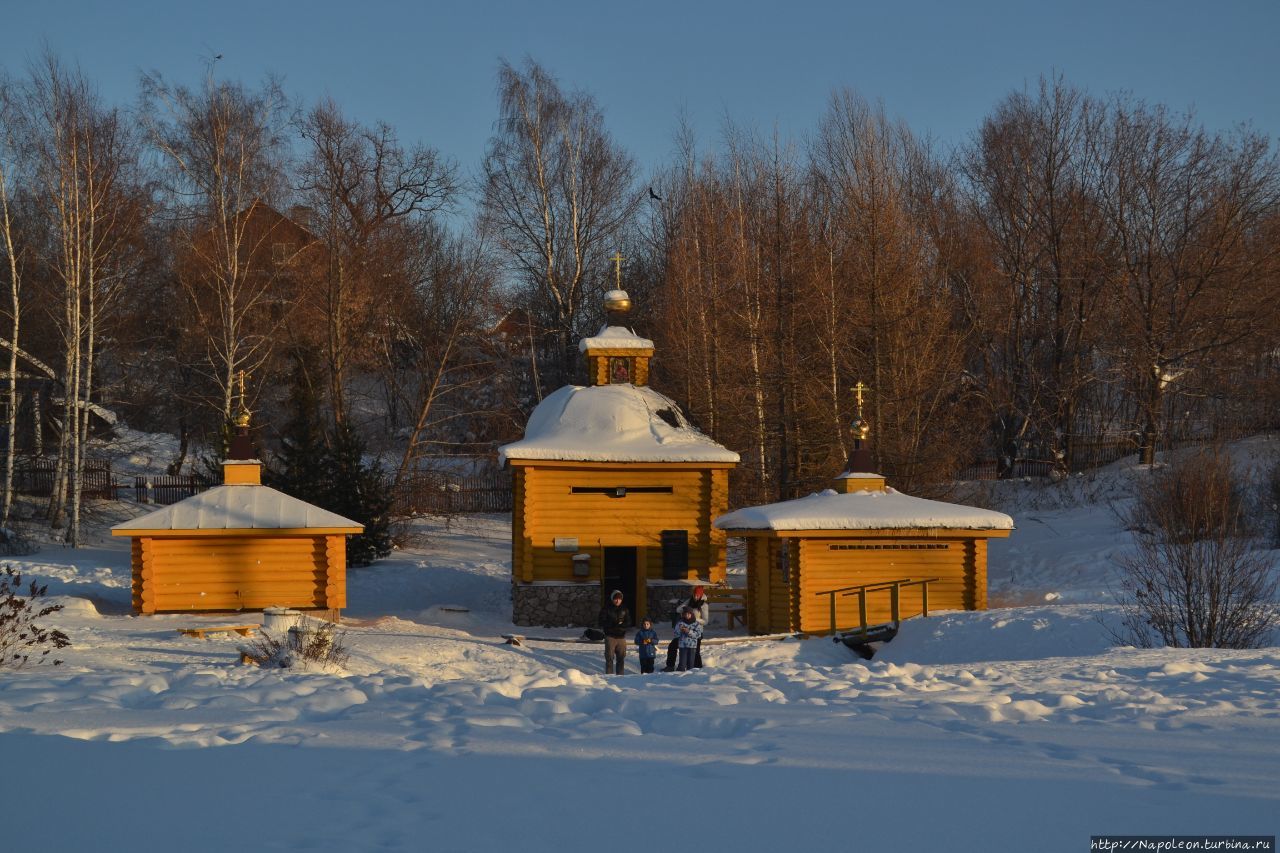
[132,534,345,614]
[514,465,729,583]
[739,531,1004,635]
[796,538,971,634]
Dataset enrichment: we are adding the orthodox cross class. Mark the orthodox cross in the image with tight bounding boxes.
[850,381,871,445]
[852,381,868,418]
[235,370,251,427]
[609,252,625,289]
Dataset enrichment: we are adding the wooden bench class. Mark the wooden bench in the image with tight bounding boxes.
[705,587,749,630]
[178,625,259,640]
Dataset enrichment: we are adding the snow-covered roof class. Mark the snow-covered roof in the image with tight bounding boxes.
[714,487,1014,532]
[578,324,654,353]
[499,384,739,464]
[112,485,362,533]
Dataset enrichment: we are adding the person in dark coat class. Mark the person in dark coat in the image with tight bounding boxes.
[664,586,709,671]
[599,589,630,674]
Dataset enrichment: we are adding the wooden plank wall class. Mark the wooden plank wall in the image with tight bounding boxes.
[518,467,721,582]
[796,538,972,634]
[324,535,346,609]
[134,535,333,613]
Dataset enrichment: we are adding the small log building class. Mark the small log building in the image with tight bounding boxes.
[499,287,739,627]
[715,403,1013,636]
[111,421,362,616]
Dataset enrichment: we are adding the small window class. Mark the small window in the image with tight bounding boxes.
[661,530,689,579]
[272,242,295,264]
[571,486,673,498]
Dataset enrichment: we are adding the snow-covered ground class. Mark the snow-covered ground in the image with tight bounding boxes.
[3,440,1279,852]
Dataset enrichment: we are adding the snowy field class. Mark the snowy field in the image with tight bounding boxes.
[3,439,1279,852]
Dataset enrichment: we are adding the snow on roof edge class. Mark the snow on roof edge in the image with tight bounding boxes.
[112,484,363,532]
[578,324,655,353]
[498,384,738,464]
[714,487,1014,532]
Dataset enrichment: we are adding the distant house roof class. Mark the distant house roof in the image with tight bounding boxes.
[578,325,655,353]
[112,484,362,533]
[715,488,1015,532]
[499,383,739,464]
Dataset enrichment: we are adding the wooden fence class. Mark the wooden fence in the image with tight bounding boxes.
[134,475,214,505]
[393,471,513,515]
[14,457,120,500]
[5,459,213,504]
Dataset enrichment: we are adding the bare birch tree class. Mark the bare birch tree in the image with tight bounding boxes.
[141,70,292,435]
[0,79,24,528]
[480,58,640,391]
[16,54,145,543]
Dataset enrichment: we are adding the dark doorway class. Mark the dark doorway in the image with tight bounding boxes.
[603,547,638,625]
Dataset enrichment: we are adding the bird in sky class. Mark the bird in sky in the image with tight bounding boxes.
[648,187,663,202]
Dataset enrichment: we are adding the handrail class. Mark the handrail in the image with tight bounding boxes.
[813,577,940,638]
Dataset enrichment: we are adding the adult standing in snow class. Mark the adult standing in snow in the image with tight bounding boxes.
[663,586,709,671]
[599,589,630,674]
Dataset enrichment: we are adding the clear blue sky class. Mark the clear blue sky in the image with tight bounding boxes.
[5,0,1278,192]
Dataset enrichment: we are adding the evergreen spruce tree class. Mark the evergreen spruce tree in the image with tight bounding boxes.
[266,361,330,501]
[325,423,392,567]
[268,356,393,567]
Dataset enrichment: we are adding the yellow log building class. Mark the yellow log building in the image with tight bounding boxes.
[715,470,1013,636]
[499,288,739,626]
[111,444,362,617]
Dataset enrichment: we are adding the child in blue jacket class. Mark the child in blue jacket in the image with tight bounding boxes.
[673,607,703,671]
[634,618,660,674]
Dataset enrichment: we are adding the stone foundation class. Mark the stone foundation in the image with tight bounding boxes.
[511,580,705,628]
[511,582,602,627]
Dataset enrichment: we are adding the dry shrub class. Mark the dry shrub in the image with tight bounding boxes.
[1115,449,1277,648]
[239,620,350,670]
[0,566,70,668]
[389,516,428,551]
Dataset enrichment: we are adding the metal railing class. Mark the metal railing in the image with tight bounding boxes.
[813,577,939,638]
